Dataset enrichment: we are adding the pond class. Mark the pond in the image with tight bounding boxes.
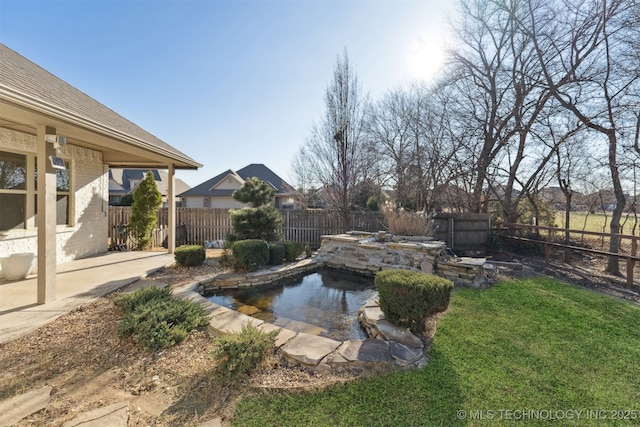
[206,269,377,341]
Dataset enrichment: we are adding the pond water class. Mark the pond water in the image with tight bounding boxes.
[206,269,377,341]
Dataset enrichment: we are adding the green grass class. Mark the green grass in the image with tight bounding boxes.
[232,278,640,426]
[555,212,639,235]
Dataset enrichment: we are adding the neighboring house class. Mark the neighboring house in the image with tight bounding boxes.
[180,164,300,209]
[0,43,201,303]
[108,168,191,207]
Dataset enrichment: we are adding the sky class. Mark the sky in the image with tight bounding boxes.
[0,0,457,188]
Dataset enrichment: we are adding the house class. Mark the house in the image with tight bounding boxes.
[108,168,191,207]
[180,164,300,209]
[0,43,201,303]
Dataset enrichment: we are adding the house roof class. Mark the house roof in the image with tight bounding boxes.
[236,164,296,194]
[0,43,201,170]
[109,168,191,196]
[179,164,296,197]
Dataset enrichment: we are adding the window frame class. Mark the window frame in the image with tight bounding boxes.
[0,148,73,232]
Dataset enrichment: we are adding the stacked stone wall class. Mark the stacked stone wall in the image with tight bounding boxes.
[315,234,494,287]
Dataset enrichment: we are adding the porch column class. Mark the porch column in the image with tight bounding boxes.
[167,164,176,253]
[36,125,57,304]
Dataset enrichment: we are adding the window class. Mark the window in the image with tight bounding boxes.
[0,151,27,230]
[35,158,71,226]
[0,150,72,231]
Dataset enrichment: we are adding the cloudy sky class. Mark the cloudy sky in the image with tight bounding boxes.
[0,0,456,187]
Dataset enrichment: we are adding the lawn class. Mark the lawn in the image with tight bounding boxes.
[232,278,640,426]
[555,211,639,236]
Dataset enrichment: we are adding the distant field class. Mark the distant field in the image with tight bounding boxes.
[554,212,639,236]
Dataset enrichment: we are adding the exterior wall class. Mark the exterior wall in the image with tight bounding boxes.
[214,175,243,190]
[183,196,205,208]
[0,128,108,278]
[183,196,246,209]
[275,195,295,209]
[210,197,246,209]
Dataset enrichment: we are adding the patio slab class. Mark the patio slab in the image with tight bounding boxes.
[0,385,52,427]
[0,251,174,344]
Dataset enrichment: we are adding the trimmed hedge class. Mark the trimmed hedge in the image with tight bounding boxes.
[175,245,205,267]
[282,241,304,262]
[269,244,285,265]
[375,269,453,334]
[232,239,269,272]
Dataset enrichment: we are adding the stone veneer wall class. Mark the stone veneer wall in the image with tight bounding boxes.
[0,128,108,277]
[314,234,494,287]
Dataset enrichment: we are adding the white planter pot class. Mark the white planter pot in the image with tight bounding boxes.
[0,253,35,280]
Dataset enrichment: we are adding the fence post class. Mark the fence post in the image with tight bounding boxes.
[627,238,637,289]
[450,215,455,250]
[544,242,550,264]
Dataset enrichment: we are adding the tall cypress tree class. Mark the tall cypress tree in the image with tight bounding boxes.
[129,171,162,249]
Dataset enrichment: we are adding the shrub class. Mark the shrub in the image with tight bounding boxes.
[174,244,206,267]
[113,285,172,313]
[375,269,453,334]
[129,171,162,250]
[114,286,209,350]
[382,207,434,236]
[212,322,279,380]
[232,239,269,272]
[282,241,304,262]
[229,177,283,242]
[269,244,285,265]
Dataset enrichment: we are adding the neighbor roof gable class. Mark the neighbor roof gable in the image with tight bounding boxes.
[236,164,296,194]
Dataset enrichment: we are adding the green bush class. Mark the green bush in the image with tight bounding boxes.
[232,239,269,272]
[174,245,205,267]
[114,286,209,350]
[268,244,285,265]
[113,285,172,313]
[375,269,453,334]
[282,241,304,262]
[212,322,279,380]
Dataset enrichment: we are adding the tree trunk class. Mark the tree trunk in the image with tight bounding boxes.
[605,133,626,276]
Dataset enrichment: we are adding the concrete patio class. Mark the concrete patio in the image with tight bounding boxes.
[0,251,175,344]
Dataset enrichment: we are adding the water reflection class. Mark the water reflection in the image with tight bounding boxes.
[206,269,377,341]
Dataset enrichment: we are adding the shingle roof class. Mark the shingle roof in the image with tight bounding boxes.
[237,164,296,194]
[0,43,200,169]
[109,168,190,196]
[179,164,296,197]
[179,169,235,196]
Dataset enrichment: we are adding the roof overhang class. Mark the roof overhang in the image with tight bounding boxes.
[0,90,202,170]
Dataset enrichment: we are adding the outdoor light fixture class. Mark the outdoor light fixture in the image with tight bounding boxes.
[44,134,67,145]
[45,133,68,151]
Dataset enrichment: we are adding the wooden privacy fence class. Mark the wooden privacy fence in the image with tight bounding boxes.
[431,213,491,255]
[108,207,490,252]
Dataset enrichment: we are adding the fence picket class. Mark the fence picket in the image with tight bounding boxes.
[108,208,489,252]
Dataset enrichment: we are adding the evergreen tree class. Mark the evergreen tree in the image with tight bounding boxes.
[229,177,282,242]
[129,171,162,249]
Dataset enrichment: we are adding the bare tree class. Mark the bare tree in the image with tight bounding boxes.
[447,0,556,222]
[303,50,374,230]
[366,87,415,209]
[524,0,640,274]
